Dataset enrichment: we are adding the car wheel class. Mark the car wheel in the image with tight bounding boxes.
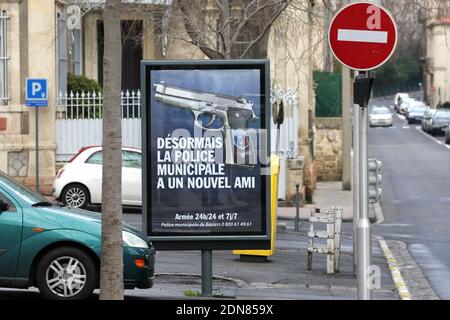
[62,184,89,209]
[36,247,97,300]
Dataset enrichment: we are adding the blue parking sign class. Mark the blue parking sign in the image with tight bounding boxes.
[26,78,48,107]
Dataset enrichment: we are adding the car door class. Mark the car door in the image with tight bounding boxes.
[122,150,142,206]
[0,189,23,279]
[83,150,103,204]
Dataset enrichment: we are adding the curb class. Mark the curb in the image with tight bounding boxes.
[155,272,248,288]
[379,240,412,300]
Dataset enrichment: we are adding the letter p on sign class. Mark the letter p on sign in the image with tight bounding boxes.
[32,82,42,97]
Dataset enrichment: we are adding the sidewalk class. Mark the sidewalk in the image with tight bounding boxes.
[278,181,381,222]
[116,181,398,300]
[126,226,398,300]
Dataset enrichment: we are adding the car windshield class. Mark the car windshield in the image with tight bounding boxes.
[372,108,390,114]
[0,171,51,206]
[411,106,426,112]
[435,110,450,118]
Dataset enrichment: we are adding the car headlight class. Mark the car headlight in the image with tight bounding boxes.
[122,231,149,249]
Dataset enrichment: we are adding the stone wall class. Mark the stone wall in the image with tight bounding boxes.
[315,118,342,182]
[0,0,57,195]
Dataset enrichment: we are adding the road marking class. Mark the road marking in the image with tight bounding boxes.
[377,223,412,227]
[379,240,412,300]
[402,126,410,129]
[337,29,388,43]
[414,126,448,147]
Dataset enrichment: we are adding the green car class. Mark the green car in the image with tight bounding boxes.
[0,171,155,300]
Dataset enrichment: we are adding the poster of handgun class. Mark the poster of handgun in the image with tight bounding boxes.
[142,60,271,250]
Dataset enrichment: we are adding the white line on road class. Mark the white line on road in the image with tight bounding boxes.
[415,126,447,147]
[402,126,410,129]
[377,223,412,227]
[337,29,388,43]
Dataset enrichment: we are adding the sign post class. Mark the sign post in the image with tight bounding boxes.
[26,78,48,193]
[329,2,396,300]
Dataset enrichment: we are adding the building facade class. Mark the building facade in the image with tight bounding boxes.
[0,0,324,202]
[425,16,450,107]
[0,0,66,194]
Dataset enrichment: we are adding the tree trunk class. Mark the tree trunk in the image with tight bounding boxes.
[100,0,124,300]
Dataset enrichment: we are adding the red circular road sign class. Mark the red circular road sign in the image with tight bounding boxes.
[329,2,397,71]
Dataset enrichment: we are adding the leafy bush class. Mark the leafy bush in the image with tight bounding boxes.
[439,102,450,109]
[67,73,102,93]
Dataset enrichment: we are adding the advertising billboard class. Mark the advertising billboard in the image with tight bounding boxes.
[141,60,271,250]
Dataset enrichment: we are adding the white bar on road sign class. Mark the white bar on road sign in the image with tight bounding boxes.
[337,29,388,44]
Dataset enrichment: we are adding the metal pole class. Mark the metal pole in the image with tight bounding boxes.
[357,103,372,300]
[342,66,352,190]
[35,107,39,193]
[352,102,359,276]
[201,250,213,297]
[295,183,300,231]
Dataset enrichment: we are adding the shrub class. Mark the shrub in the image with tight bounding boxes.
[67,73,102,93]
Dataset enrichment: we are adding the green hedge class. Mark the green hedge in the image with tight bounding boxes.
[314,70,342,118]
[68,73,102,93]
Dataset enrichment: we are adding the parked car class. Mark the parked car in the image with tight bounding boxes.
[0,170,154,300]
[444,123,450,144]
[393,93,410,113]
[54,146,142,209]
[422,107,436,133]
[398,98,416,115]
[369,107,393,127]
[406,102,427,124]
[430,109,450,135]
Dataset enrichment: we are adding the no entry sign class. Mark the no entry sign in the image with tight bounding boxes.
[329,2,397,71]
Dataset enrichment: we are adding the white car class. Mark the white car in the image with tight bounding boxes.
[53,146,142,208]
[398,98,416,115]
[393,92,410,112]
[369,107,393,127]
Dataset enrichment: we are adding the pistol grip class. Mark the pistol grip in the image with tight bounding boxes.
[227,108,254,130]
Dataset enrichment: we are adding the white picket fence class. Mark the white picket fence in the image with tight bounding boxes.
[54,87,299,199]
[55,90,142,162]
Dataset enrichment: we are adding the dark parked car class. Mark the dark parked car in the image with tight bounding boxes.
[406,103,427,124]
[430,109,450,135]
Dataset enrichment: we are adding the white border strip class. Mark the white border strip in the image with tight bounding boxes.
[337,29,388,43]
[379,240,412,300]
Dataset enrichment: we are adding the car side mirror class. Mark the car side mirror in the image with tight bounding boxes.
[0,199,10,213]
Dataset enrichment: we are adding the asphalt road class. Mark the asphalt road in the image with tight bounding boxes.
[370,97,450,299]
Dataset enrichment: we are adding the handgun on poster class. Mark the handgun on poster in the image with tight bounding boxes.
[154,82,259,166]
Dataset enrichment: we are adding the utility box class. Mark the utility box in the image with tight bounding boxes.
[233,154,280,260]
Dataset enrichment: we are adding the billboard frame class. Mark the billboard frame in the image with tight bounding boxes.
[141,59,271,250]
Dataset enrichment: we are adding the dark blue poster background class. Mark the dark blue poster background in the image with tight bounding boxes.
[149,68,267,236]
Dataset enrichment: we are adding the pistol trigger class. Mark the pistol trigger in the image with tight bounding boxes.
[206,114,216,127]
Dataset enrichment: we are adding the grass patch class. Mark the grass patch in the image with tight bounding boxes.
[183,289,201,297]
